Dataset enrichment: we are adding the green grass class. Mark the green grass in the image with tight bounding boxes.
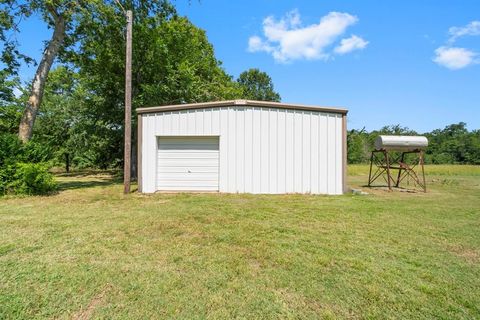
[1,166,479,319]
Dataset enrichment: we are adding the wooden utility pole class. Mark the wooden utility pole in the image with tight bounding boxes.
[124,9,132,194]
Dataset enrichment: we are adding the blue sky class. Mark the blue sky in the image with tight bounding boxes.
[14,0,480,132]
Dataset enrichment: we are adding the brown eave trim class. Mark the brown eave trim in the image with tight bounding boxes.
[342,114,348,194]
[244,100,348,114]
[136,100,348,115]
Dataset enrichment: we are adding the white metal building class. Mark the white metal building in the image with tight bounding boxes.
[137,100,347,195]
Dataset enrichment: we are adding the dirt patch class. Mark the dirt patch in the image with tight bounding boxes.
[448,245,480,264]
[72,285,112,320]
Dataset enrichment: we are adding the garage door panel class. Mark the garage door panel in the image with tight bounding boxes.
[157,136,219,191]
[159,145,219,150]
[157,159,218,167]
[157,179,218,186]
[156,185,219,191]
[157,153,219,159]
[158,151,218,157]
[157,173,219,180]
[157,167,219,173]
[157,181,218,186]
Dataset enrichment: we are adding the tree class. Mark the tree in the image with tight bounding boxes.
[0,76,24,134]
[0,0,180,143]
[68,10,242,169]
[347,128,370,163]
[236,68,281,102]
[425,122,480,164]
[32,4,243,171]
[32,66,81,171]
[0,0,77,142]
[376,124,417,136]
[135,16,242,106]
[0,3,32,135]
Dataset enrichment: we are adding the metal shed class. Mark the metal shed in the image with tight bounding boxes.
[137,100,348,195]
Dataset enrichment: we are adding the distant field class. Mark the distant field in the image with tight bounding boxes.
[1,165,479,319]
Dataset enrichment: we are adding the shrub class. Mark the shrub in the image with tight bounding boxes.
[0,163,17,195]
[22,140,54,163]
[0,133,23,166]
[0,133,57,196]
[0,133,54,164]
[8,163,57,195]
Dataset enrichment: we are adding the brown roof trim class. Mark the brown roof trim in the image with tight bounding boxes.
[342,114,348,194]
[136,100,348,115]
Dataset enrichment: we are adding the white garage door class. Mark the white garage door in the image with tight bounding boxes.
[157,136,219,191]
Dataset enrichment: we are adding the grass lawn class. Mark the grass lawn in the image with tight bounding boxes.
[1,165,479,319]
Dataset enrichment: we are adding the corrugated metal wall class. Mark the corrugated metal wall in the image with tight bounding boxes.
[141,106,344,194]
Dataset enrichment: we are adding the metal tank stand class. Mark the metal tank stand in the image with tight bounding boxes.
[367,149,426,192]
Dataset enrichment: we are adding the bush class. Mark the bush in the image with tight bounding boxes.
[0,133,57,196]
[0,162,57,196]
[0,163,17,194]
[8,163,57,195]
[0,133,24,166]
[22,140,54,163]
[0,133,54,163]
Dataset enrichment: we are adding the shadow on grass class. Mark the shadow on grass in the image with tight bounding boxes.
[360,184,424,193]
[55,169,120,178]
[57,178,121,191]
[53,169,126,191]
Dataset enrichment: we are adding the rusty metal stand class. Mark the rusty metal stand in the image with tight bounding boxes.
[367,149,426,192]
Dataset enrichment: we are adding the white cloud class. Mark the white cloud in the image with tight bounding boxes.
[248,36,273,53]
[434,21,480,70]
[433,46,477,70]
[334,35,369,54]
[248,10,367,63]
[448,21,480,43]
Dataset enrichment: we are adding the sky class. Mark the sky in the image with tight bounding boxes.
[12,0,480,133]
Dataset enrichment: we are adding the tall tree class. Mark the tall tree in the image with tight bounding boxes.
[0,1,33,135]
[18,3,69,142]
[237,68,281,102]
[32,5,242,171]
[66,9,241,169]
[32,66,81,171]
[0,0,178,142]
[0,1,77,142]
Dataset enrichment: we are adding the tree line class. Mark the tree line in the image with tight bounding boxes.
[348,123,480,165]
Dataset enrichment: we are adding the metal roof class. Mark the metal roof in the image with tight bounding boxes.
[136,100,348,115]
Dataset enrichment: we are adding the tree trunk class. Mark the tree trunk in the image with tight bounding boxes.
[18,13,66,143]
[65,152,70,173]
